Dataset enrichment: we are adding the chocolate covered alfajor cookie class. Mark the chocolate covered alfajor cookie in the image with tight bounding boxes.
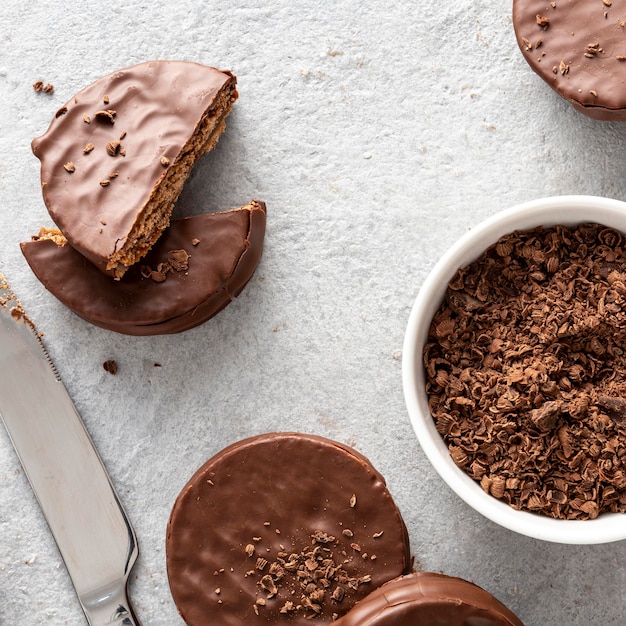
[20,201,265,335]
[513,1,626,120]
[31,60,237,277]
[166,433,412,626]
[334,572,524,626]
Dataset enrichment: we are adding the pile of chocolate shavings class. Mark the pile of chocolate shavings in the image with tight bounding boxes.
[424,223,626,520]
[238,526,378,619]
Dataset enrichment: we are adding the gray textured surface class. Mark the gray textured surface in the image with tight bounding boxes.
[1,1,625,624]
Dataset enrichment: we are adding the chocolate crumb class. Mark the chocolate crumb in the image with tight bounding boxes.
[94,109,116,124]
[83,113,91,124]
[167,249,190,272]
[43,83,54,94]
[99,179,110,187]
[63,161,75,173]
[160,155,170,167]
[83,143,95,154]
[103,359,118,375]
[33,80,44,92]
[106,141,121,157]
[536,14,550,29]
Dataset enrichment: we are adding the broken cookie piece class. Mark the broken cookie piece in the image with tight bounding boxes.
[31,60,238,278]
[20,201,266,336]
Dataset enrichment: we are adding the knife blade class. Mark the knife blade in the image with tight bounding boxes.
[0,274,140,626]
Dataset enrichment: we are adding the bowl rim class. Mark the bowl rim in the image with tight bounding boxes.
[402,195,626,544]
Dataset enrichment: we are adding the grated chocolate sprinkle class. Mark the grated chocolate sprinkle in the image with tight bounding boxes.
[424,223,626,520]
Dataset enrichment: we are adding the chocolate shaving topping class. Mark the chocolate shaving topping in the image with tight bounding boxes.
[244,528,376,618]
[425,223,626,520]
[139,248,190,283]
[94,109,116,124]
[536,13,550,29]
[106,140,121,156]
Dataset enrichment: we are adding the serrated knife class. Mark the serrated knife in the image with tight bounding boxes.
[0,274,140,626]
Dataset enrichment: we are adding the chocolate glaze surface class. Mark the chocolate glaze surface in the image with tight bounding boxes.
[513,0,626,120]
[334,572,524,626]
[31,60,236,271]
[20,201,265,335]
[166,433,411,626]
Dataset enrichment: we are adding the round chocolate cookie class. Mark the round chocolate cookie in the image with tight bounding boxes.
[20,201,265,335]
[31,60,237,277]
[513,1,626,120]
[166,433,412,626]
[334,572,524,626]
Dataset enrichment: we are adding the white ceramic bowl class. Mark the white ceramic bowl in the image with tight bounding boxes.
[402,195,626,544]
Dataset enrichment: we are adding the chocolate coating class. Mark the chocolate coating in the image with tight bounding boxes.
[334,573,524,626]
[20,201,265,335]
[513,1,626,120]
[31,60,237,274]
[166,433,411,626]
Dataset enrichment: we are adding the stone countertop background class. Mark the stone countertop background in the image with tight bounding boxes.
[1,1,626,624]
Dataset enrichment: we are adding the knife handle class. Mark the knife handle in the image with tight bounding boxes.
[82,581,140,626]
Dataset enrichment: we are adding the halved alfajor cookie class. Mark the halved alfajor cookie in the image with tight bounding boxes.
[334,572,524,626]
[31,60,238,277]
[166,433,412,626]
[20,200,265,335]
